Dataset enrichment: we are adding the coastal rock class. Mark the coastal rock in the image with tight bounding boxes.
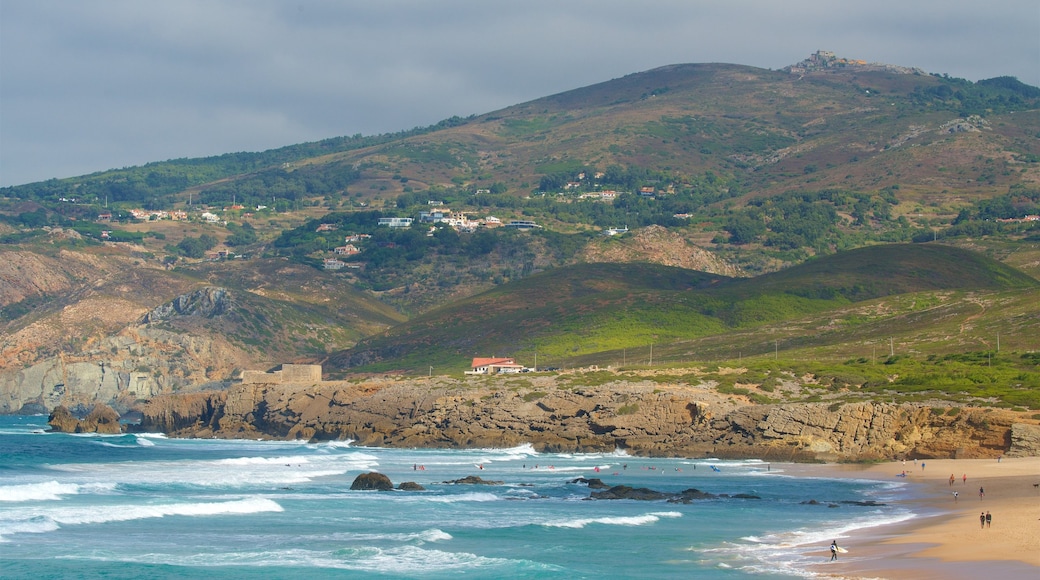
[571,477,610,489]
[443,476,503,485]
[48,403,122,434]
[131,377,1038,461]
[668,488,719,503]
[47,405,80,433]
[398,482,426,491]
[350,472,394,491]
[1006,423,1040,457]
[590,485,670,501]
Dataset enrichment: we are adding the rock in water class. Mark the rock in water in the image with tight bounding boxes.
[47,405,80,433]
[350,472,394,491]
[48,403,121,434]
[442,475,504,485]
[83,404,122,434]
[589,485,670,501]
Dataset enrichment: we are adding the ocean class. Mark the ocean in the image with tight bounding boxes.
[0,415,917,579]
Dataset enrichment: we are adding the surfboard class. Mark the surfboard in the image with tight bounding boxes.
[836,547,848,553]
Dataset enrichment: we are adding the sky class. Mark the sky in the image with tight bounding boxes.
[2,1,1038,187]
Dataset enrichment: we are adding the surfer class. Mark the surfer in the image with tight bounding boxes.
[830,540,839,561]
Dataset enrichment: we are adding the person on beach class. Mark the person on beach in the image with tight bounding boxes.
[953,491,959,501]
[980,512,986,528]
[950,474,955,486]
[963,473,967,484]
[830,540,839,561]
[986,511,991,527]
[979,486,985,499]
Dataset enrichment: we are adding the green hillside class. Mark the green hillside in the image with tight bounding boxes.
[327,243,1039,374]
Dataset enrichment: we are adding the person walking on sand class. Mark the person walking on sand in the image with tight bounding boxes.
[979,486,985,499]
[830,540,838,561]
[980,512,986,528]
[985,512,991,527]
[953,491,959,501]
[949,474,955,486]
[962,473,967,484]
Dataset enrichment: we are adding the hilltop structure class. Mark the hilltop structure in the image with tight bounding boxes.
[785,50,926,76]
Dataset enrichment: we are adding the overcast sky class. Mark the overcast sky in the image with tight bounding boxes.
[2,1,1038,187]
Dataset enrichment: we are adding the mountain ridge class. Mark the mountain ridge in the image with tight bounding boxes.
[1,56,1039,416]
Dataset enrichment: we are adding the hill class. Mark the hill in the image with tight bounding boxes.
[328,243,1039,374]
[1,55,1039,414]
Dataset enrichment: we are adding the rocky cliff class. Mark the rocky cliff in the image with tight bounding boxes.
[1,286,252,415]
[137,376,1040,461]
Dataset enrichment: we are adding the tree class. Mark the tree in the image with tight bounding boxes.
[177,234,218,258]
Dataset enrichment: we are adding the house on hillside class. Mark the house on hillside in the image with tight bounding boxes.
[466,357,525,375]
[503,220,540,229]
[378,217,413,228]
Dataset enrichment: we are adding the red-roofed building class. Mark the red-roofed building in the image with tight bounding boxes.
[467,357,525,374]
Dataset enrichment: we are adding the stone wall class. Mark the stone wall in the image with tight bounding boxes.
[240,364,322,384]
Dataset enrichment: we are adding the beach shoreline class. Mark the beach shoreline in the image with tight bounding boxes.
[785,457,1040,579]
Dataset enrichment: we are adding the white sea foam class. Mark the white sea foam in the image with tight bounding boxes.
[1,497,282,541]
[46,451,378,487]
[544,511,680,529]
[21,497,281,526]
[424,492,499,503]
[0,516,61,540]
[0,481,116,502]
[62,545,558,575]
[701,509,916,578]
[317,439,356,449]
[342,528,454,544]
[0,481,82,502]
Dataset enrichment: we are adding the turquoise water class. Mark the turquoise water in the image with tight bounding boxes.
[0,415,914,578]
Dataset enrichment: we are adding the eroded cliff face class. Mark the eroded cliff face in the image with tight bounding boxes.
[137,378,1040,461]
[1,287,252,414]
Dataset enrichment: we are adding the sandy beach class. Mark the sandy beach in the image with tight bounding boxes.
[791,457,1040,579]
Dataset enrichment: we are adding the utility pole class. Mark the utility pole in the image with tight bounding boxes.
[429,366,433,378]
[649,343,653,367]
[996,332,1000,353]
[890,337,894,358]
[774,339,778,360]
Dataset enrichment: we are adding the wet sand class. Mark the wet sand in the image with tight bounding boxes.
[791,457,1040,579]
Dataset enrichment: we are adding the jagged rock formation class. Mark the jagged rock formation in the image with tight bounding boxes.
[48,403,122,434]
[141,287,233,323]
[135,378,1038,461]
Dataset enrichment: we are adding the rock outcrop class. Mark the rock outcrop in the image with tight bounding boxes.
[48,403,122,434]
[141,287,233,323]
[133,377,1037,461]
[1006,423,1040,457]
[350,472,394,491]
